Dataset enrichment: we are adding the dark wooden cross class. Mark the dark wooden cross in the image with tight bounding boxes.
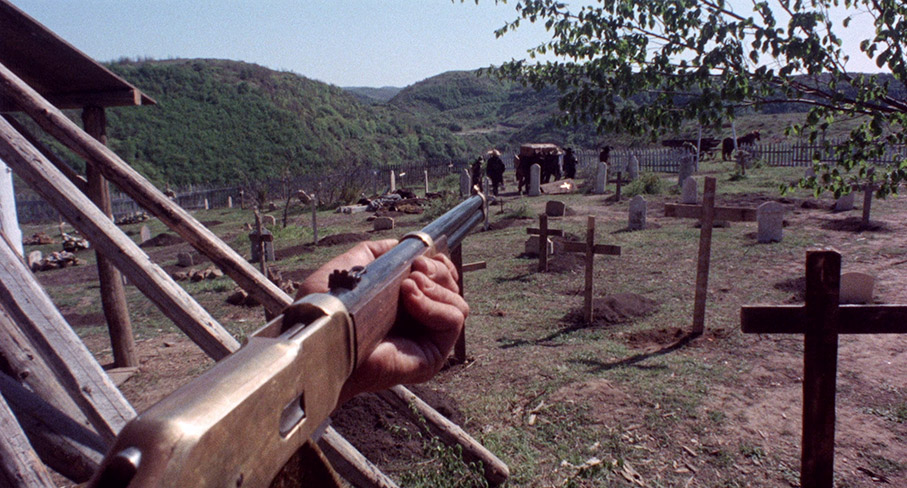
[663,176,756,335]
[558,216,621,323]
[741,248,907,488]
[527,214,564,272]
[608,171,626,201]
[449,245,487,365]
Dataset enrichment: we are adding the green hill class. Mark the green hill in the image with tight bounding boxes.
[101,59,470,186]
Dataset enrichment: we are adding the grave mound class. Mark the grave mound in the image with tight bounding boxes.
[139,232,183,247]
[564,293,659,325]
[318,232,371,246]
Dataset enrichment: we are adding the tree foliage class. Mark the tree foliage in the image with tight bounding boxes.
[491,0,907,197]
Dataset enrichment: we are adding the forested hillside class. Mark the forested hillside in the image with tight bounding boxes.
[102,59,469,186]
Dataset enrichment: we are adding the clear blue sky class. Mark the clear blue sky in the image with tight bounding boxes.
[13,1,882,88]
[14,0,551,88]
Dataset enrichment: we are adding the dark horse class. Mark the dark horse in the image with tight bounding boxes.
[722,131,760,160]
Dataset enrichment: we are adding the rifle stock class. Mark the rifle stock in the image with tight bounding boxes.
[88,195,485,487]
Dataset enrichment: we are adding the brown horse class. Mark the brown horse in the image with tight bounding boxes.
[721,131,760,160]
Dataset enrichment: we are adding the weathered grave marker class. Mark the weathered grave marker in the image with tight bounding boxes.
[741,249,907,488]
[756,201,785,243]
[609,171,627,201]
[227,196,233,208]
[678,151,696,186]
[840,271,874,304]
[528,164,541,196]
[526,214,564,272]
[681,177,698,204]
[559,216,621,323]
[373,216,395,231]
[389,170,396,193]
[460,169,471,197]
[139,224,151,244]
[628,195,647,230]
[664,177,757,335]
[834,192,854,211]
[594,162,608,194]
[545,200,566,217]
[627,154,639,180]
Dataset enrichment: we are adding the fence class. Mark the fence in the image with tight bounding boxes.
[15,159,465,224]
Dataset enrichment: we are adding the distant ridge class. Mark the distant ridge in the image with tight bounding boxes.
[343,86,402,103]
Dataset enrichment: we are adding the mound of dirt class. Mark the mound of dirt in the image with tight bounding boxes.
[274,243,314,261]
[318,233,370,246]
[200,220,223,228]
[624,326,686,349]
[330,385,464,467]
[549,378,636,425]
[592,293,659,324]
[487,217,531,231]
[139,233,183,247]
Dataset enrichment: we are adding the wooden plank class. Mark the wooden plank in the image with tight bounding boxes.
[377,386,509,486]
[802,249,840,488]
[583,216,595,324]
[319,427,400,488]
[0,115,240,360]
[0,393,56,488]
[83,105,137,368]
[664,203,757,222]
[691,177,717,335]
[0,372,106,483]
[0,233,135,443]
[461,261,487,273]
[741,304,907,334]
[526,228,564,237]
[538,214,548,273]
[451,245,466,364]
[0,61,291,316]
[561,241,621,255]
[1,114,87,193]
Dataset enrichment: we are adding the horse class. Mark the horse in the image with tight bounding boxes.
[722,131,760,160]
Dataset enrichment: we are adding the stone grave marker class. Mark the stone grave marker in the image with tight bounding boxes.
[528,164,541,196]
[545,200,566,217]
[757,201,785,243]
[390,170,396,193]
[139,225,151,244]
[834,192,854,211]
[681,177,698,204]
[26,250,42,270]
[248,229,274,263]
[460,169,471,197]
[177,252,194,268]
[227,196,233,208]
[627,154,640,180]
[593,162,608,194]
[526,214,564,272]
[678,153,696,186]
[840,271,874,304]
[628,195,647,230]
[373,216,395,231]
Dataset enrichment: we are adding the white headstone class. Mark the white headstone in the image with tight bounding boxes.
[840,272,875,304]
[140,225,152,243]
[227,196,233,208]
[262,214,276,226]
[681,177,698,204]
[594,162,608,194]
[627,155,640,181]
[628,195,647,230]
[390,170,396,193]
[460,169,471,197]
[204,198,209,210]
[528,164,542,196]
[678,152,696,186]
[373,216,395,231]
[27,250,42,270]
[834,192,855,211]
[757,201,785,243]
[424,169,429,195]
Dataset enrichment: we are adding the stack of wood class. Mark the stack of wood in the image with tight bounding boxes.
[21,232,54,245]
[31,251,83,271]
[114,211,149,225]
[170,266,224,282]
[61,233,89,252]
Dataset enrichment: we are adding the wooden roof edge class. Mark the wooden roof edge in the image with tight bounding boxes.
[0,0,156,109]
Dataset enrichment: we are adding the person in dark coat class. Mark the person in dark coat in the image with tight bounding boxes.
[562,147,578,179]
[485,149,506,195]
[470,157,483,193]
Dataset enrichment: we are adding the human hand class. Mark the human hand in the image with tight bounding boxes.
[296,239,469,405]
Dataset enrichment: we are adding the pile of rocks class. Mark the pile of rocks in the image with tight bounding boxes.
[225,268,297,307]
[115,212,150,225]
[22,232,55,245]
[30,251,83,271]
[62,233,90,252]
[170,266,224,282]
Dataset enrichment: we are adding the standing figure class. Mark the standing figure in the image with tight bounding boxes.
[562,147,578,179]
[599,146,612,165]
[470,157,484,193]
[485,149,506,196]
[514,154,526,194]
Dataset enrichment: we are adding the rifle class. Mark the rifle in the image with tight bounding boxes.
[88,194,486,487]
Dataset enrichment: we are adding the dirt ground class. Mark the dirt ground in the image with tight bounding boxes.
[35,174,907,487]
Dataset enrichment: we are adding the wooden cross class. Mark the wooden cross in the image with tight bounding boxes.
[741,249,907,488]
[449,245,487,365]
[527,214,564,272]
[608,171,626,201]
[663,176,756,335]
[559,216,621,323]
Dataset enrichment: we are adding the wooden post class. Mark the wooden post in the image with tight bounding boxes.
[82,106,137,368]
[0,393,57,487]
[801,250,840,487]
[691,177,717,336]
[584,216,595,324]
[311,195,318,245]
[451,245,466,364]
[615,171,623,201]
[538,214,548,272]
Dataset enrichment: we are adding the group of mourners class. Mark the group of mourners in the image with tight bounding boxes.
[471,145,611,196]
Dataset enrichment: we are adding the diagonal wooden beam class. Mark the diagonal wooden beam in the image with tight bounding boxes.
[0,391,57,487]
